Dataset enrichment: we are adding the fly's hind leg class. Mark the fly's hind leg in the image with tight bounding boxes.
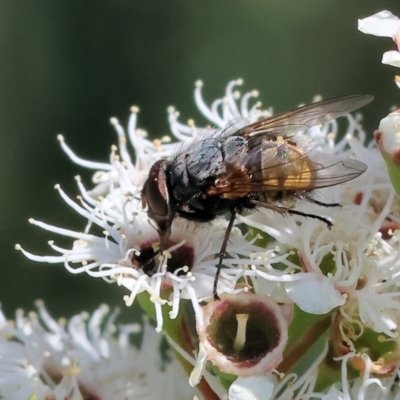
[251,200,333,228]
[307,198,341,208]
[286,208,332,228]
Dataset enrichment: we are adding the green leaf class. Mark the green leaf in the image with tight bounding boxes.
[137,291,195,377]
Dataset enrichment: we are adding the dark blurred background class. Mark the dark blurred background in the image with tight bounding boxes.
[1,0,399,320]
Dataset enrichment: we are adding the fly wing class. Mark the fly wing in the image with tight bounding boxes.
[257,143,367,190]
[206,142,367,198]
[298,152,367,189]
[234,94,373,139]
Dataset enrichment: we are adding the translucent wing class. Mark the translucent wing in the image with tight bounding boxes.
[206,142,367,198]
[251,149,367,190]
[235,94,373,138]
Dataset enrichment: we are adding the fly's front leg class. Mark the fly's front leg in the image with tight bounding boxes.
[213,210,237,301]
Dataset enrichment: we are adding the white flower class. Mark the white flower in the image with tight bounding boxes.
[18,78,400,397]
[226,343,329,400]
[376,110,400,160]
[196,293,292,377]
[0,302,196,400]
[170,319,326,400]
[228,376,275,400]
[168,79,272,137]
[17,79,273,331]
[239,114,400,337]
[326,353,400,400]
[358,10,400,68]
[227,351,400,400]
[18,79,389,338]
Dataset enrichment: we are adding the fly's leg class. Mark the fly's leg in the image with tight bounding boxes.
[213,210,237,301]
[141,247,162,276]
[251,200,333,228]
[140,219,173,275]
[307,198,341,208]
[286,209,333,228]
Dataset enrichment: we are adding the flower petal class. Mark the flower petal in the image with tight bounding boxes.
[285,276,345,314]
[228,376,275,400]
[358,10,400,37]
[382,50,400,67]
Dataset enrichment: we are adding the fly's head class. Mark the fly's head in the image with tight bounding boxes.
[141,159,174,244]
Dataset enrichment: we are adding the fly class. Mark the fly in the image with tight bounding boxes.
[141,94,373,299]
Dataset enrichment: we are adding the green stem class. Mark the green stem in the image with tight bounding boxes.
[279,313,332,374]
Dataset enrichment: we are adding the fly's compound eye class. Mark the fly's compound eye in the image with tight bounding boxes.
[141,160,170,226]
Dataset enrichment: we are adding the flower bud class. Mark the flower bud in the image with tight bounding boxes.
[375,111,400,195]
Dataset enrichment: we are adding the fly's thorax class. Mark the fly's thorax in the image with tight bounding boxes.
[168,138,223,202]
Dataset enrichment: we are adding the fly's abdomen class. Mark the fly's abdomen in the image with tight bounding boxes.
[259,138,317,191]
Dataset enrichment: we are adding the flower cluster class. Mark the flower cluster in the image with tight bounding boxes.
[11,20,400,397]
[0,302,196,399]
